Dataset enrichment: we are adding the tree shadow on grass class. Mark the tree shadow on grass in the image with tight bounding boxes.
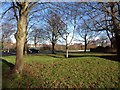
[0,58,14,70]
[47,54,64,58]
[44,51,120,62]
[68,54,120,62]
[97,55,120,62]
[1,59,15,88]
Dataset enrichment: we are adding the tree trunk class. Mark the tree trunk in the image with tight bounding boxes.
[52,42,55,54]
[7,47,9,53]
[13,15,27,74]
[66,45,68,58]
[84,40,87,52]
[84,44,87,52]
[24,38,27,55]
[66,35,69,58]
[84,35,87,52]
[101,41,104,47]
[34,36,37,48]
[1,40,4,50]
[110,39,113,48]
[115,33,120,57]
[110,4,120,57]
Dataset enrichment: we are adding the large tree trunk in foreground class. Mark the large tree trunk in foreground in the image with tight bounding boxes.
[13,15,27,74]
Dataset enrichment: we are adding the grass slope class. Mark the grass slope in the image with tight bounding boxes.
[2,54,120,88]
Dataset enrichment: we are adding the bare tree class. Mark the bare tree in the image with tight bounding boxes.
[29,26,45,48]
[23,7,47,55]
[2,1,39,74]
[99,34,109,47]
[45,11,65,54]
[101,2,120,56]
[60,8,77,58]
[63,3,83,57]
[104,12,115,48]
[1,22,15,50]
[86,2,120,56]
[76,18,101,52]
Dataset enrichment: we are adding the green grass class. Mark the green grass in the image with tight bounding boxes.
[2,53,120,88]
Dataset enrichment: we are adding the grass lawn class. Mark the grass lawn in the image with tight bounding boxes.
[1,53,120,88]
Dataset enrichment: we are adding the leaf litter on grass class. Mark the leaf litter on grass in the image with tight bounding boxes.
[2,55,120,88]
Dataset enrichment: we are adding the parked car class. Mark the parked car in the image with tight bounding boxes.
[28,48,39,53]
